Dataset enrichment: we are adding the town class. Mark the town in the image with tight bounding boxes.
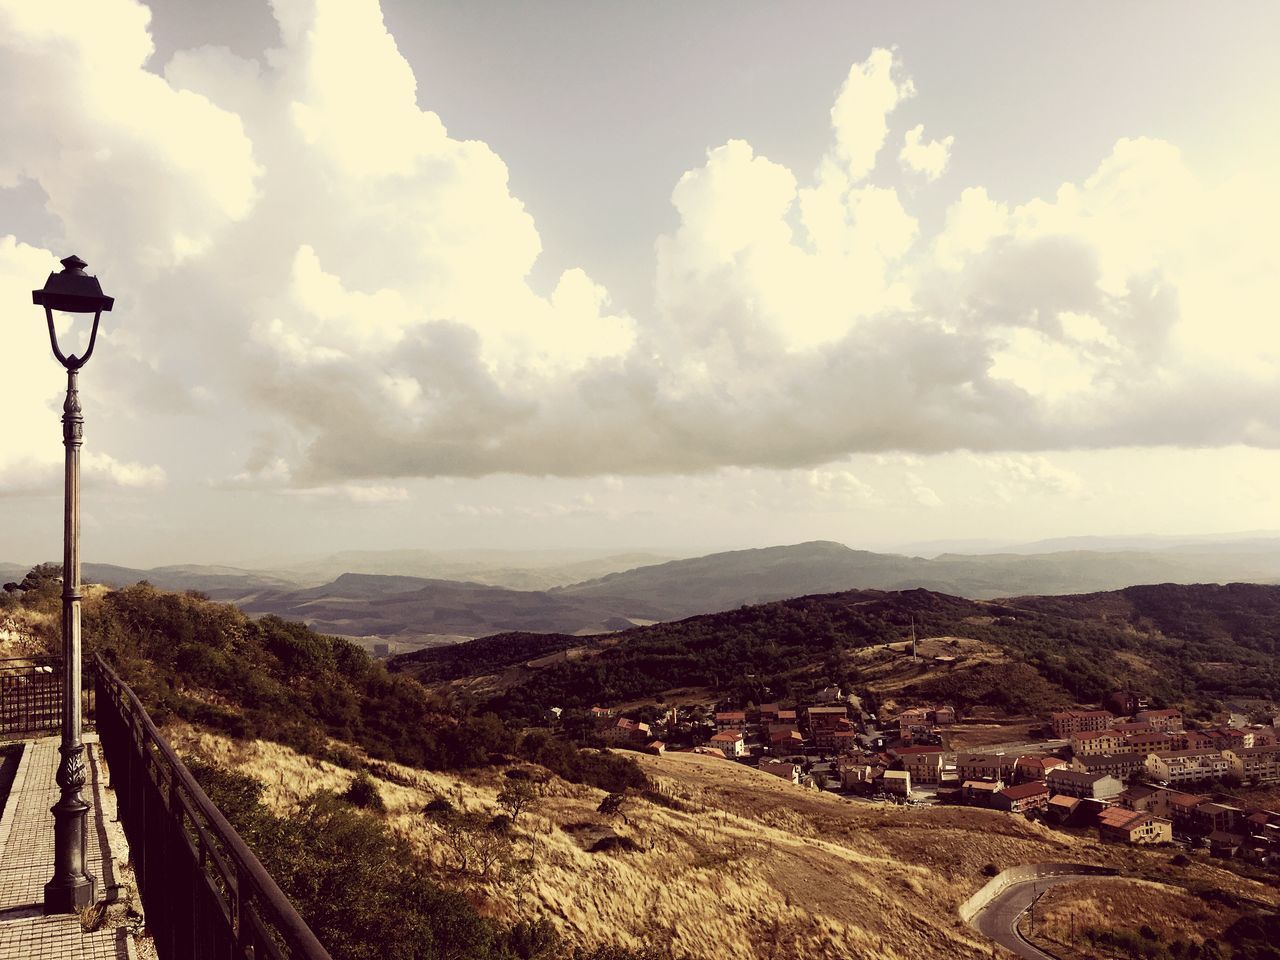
[578,681,1280,871]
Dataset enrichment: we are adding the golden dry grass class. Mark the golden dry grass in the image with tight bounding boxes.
[946,722,1038,750]
[163,726,1277,960]
[1025,877,1244,959]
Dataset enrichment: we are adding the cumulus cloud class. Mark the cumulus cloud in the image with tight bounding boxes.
[1,8,1278,498]
[899,124,954,181]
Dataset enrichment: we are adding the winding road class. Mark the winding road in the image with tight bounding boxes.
[970,872,1099,960]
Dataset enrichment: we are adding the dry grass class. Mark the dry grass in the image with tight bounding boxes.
[1025,877,1244,959]
[163,726,1278,960]
[945,722,1038,750]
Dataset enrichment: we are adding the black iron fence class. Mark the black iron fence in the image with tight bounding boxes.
[94,653,331,960]
[0,656,61,738]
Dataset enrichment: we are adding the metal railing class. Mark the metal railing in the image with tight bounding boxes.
[93,653,331,960]
[0,656,62,737]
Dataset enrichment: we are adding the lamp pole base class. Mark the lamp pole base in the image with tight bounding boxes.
[43,743,97,914]
[43,872,96,914]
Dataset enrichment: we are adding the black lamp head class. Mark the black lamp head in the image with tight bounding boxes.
[32,255,114,314]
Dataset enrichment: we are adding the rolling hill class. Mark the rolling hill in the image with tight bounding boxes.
[232,572,671,646]
[395,581,1280,720]
[555,540,1280,615]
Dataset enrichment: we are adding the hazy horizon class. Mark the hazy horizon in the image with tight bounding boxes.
[3,1,1279,567]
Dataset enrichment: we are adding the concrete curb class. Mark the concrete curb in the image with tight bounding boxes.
[0,739,34,858]
[959,861,1119,923]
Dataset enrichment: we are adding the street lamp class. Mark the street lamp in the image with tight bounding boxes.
[32,254,113,913]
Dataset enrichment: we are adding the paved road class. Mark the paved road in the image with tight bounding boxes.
[970,875,1081,960]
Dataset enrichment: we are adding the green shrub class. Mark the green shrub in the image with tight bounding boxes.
[340,773,384,812]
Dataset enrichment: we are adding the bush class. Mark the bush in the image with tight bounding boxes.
[981,863,1000,877]
[340,773,385,812]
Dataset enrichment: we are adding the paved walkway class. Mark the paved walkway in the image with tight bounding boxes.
[0,735,134,959]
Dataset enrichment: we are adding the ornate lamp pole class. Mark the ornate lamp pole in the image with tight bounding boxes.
[32,254,114,913]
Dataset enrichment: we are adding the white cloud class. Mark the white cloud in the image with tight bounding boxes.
[829,47,914,182]
[899,124,954,181]
[2,13,1279,500]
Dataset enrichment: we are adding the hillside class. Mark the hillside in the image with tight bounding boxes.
[395,583,1280,719]
[556,541,1280,615]
[170,726,1277,960]
[10,540,1280,646]
[233,573,670,649]
[266,548,679,591]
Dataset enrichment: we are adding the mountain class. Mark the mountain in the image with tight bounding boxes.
[232,572,671,647]
[555,540,1280,616]
[263,547,679,590]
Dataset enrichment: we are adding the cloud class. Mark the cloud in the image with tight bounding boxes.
[899,124,954,181]
[1,11,1278,498]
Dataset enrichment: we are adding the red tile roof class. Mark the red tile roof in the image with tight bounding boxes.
[1000,782,1049,801]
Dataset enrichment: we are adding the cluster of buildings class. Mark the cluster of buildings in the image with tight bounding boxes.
[870,701,1280,862]
[587,689,869,785]
[584,690,1279,866]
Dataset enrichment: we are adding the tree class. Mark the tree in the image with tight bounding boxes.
[597,792,631,826]
[497,778,538,825]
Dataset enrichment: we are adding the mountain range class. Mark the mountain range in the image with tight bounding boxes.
[6,537,1280,646]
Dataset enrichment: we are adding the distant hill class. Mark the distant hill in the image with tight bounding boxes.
[555,540,1280,615]
[263,547,679,590]
[232,572,671,645]
[7,538,1280,645]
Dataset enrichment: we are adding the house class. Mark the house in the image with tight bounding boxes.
[605,717,651,744]
[1111,720,1154,737]
[1070,752,1145,781]
[955,753,1015,782]
[838,762,876,790]
[1014,755,1067,782]
[1105,691,1148,716]
[807,705,849,732]
[1046,769,1124,801]
[878,770,912,797]
[589,705,615,719]
[1167,792,1207,832]
[645,740,666,755]
[932,705,957,726]
[1192,802,1244,837]
[1070,729,1125,757]
[994,781,1050,814]
[961,780,1004,807]
[1224,744,1280,785]
[759,703,781,722]
[896,707,930,735]
[1051,710,1115,739]
[1171,730,1218,752]
[769,728,806,756]
[1144,749,1229,784]
[1124,731,1176,754]
[1135,708,1183,732]
[1097,807,1172,845]
[776,709,798,723]
[714,711,747,729]
[1046,794,1083,824]
[1207,728,1252,751]
[1119,785,1175,819]
[710,729,746,758]
[758,760,801,785]
[891,746,948,785]
[1208,831,1245,858]
[813,718,858,754]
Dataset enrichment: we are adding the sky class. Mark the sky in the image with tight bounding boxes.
[2,0,1280,568]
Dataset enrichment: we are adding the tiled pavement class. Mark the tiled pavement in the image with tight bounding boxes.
[0,735,133,959]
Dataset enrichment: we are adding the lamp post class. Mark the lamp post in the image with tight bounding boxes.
[33,254,113,913]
